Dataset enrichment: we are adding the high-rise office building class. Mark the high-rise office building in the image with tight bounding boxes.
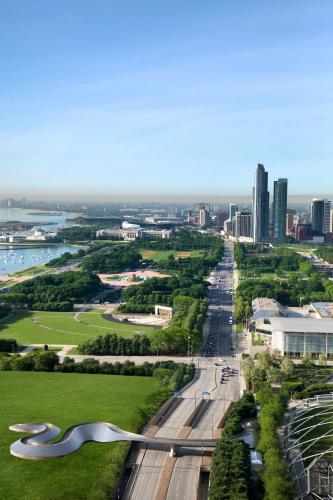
[229,203,238,219]
[311,199,331,234]
[330,209,333,233]
[286,212,295,235]
[272,178,288,242]
[235,211,252,238]
[324,200,331,233]
[214,210,228,226]
[199,208,209,227]
[252,163,269,243]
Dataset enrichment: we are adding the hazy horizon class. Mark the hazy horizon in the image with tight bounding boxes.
[1,191,332,206]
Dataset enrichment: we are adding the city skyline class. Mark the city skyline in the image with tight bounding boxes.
[1,1,333,197]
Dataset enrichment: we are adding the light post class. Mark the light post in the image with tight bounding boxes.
[187,336,191,358]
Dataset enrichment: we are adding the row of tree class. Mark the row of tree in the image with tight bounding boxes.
[208,394,256,500]
[256,385,294,500]
[78,334,151,356]
[46,241,113,268]
[133,230,223,251]
[0,351,194,391]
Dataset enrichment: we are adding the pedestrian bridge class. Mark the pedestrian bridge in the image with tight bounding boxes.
[9,422,217,460]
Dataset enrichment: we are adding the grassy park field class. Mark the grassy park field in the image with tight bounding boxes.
[0,310,155,347]
[0,371,160,500]
[141,249,204,262]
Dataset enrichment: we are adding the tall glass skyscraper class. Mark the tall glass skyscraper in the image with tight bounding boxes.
[311,199,331,233]
[229,203,238,219]
[253,164,269,243]
[272,178,288,242]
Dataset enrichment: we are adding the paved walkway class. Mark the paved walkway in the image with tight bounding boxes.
[21,344,76,358]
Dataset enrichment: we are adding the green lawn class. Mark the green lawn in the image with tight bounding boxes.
[0,280,16,290]
[11,264,47,277]
[0,311,155,347]
[141,249,204,262]
[0,371,160,500]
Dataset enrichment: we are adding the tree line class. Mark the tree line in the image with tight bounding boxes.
[46,241,113,268]
[133,230,223,251]
[0,350,194,391]
[208,393,257,500]
[256,385,294,500]
[78,334,151,356]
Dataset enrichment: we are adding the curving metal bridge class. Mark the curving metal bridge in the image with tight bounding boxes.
[9,422,217,460]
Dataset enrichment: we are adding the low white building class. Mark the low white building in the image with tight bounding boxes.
[251,298,333,357]
[96,226,172,241]
[268,317,333,357]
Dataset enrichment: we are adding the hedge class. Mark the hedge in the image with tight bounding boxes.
[256,385,294,500]
[0,338,18,353]
[209,394,256,499]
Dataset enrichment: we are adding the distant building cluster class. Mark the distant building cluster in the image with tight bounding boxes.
[221,163,332,244]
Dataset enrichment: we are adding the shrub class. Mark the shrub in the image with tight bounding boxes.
[256,385,294,499]
[0,338,18,353]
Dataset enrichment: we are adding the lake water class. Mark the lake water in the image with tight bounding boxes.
[0,245,78,275]
[0,208,78,275]
[0,207,75,229]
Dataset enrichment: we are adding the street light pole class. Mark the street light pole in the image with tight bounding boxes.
[187,336,191,358]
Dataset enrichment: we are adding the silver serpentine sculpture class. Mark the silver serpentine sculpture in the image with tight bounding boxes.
[10,422,217,460]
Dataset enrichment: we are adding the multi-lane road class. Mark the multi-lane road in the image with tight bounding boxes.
[123,241,241,500]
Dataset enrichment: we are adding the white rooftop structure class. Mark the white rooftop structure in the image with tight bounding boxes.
[251,298,333,357]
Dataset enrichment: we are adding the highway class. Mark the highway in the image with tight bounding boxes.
[123,241,240,500]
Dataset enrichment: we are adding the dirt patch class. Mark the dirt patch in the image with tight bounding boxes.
[141,250,156,259]
[176,252,191,258]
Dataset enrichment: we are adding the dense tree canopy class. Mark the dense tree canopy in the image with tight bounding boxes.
[82,246,142,273]
[0,272,101,311]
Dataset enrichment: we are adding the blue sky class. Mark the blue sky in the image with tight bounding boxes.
[1,0,333,200]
